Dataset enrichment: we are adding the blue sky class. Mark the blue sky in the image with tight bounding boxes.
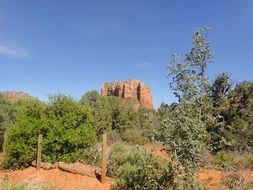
[1,0,253,108]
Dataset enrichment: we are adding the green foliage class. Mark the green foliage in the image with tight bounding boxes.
[121,127,149,145]
[226,81,253,152]
[108,143,174,190]
[92,96,113,135]
[168,27,212,102]
[0,95,17,151]
[79,90,100,106]
[121,108,159,145]
[108,97,139,132]
[3,99,46,168]
[207,80,253,153]
[210,73,232,108]
[165,27,212,186]
[80,92,147,138]
[208,73,233,152]
[81,144,101,166]
[3,95,97,168]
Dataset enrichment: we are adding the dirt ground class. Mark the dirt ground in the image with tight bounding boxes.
[196,169,253,190]
[1,144,253,190]
[0,167,111,190]
[145,143,171,161]
[146,144,253,190]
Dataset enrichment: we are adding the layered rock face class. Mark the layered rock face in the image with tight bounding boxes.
[101,79,153,109]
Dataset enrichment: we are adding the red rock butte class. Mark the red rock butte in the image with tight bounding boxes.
[0,91,33,101]
[101,79,153,109]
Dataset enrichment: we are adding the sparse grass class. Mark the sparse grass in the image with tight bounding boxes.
[211,151,253,171]
[0,177,59,190]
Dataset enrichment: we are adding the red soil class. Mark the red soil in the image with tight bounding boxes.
[1,144,253,190]
[196,169,253,190]
[0,167,111,190]
[145,143,171,161]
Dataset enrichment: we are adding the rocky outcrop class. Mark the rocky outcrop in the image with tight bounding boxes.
[101,79,153,109]
[0,91,33,101]
[31,161,101,177]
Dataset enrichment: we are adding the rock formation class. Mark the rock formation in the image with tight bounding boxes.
[101,79,153,109]
[0,91,33,101]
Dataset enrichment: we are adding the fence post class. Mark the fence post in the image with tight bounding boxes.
[101,134,107,183]
[36,134,43,170]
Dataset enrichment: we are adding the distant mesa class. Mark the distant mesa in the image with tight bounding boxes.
[101,79,153,109]
[0,91,33,101]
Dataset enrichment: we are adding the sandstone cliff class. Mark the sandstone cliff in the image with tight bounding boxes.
[101,79,153,109]
[0,91,33,101]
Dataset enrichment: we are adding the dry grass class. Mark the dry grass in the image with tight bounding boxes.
[0,153,4,166]
[0,177,58,190]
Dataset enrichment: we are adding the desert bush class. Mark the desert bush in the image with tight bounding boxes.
[121,127,149,145]
[107,130,122,145]
[81,144,101,166]
[212,151,235,171]
[2,95,97,168]
[222,172,245,190]
[108,142,174,190]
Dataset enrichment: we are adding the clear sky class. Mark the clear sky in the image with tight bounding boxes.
[1,0,253,108]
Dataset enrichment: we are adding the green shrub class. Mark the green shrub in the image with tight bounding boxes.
[121,127,149,145]
[2,95,97,168]
[108,143,174,190]
[81,144,101,166]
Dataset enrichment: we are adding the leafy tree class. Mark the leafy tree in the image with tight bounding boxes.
[121,108,159,145]
[0,95,19,152]
[158,102,171,116]
[165,27,213,189]
[80,90,100,106]
[44,95,97,162]
[208,73,233,152]
[3,99,47,168]
[136,108,159,140]
[3,95,97,168]
[92,96,113,135]
[210,73,233,107]
[107,97,139,132]
[226,81,253,152]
